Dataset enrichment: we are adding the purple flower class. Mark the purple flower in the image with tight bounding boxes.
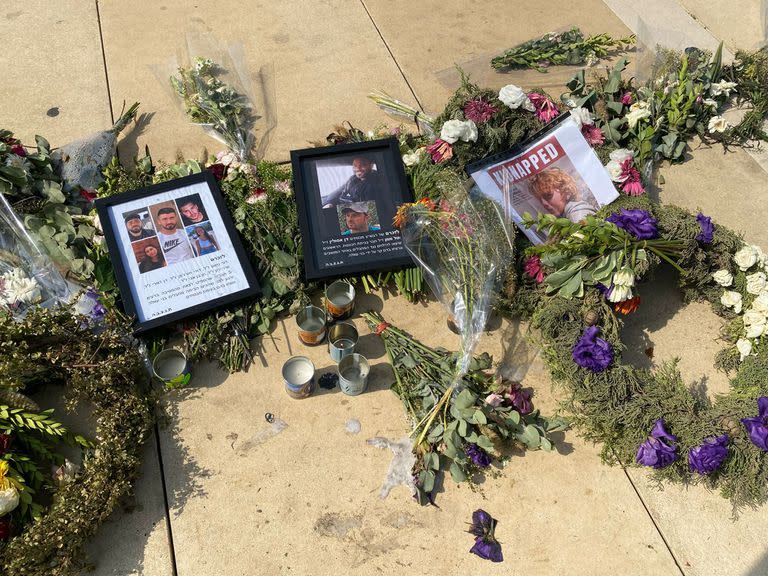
[468,509,503,562]
[688,435,729,474]
[506,382,533,415]
[695,213,714,243]
[606,209,658,240]
[741,397,768,451]
[85,288,107,321]
[636,419,678,469]
[572,326,613,372]
[465,443,492,468]
[595,282,613,298]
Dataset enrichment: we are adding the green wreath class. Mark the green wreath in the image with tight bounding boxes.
[0,308,154,576]
[516,194,768,508]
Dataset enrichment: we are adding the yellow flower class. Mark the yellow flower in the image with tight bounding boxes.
[0,460,21,492]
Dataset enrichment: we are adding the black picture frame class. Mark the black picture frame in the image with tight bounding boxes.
[95,171,260,333]
[290,138,414,281]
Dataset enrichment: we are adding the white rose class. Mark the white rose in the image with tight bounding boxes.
[605,159,627,182]
[702,98,718,110]
[708,115,730,133]
[401,150,422,167]
[498,84,534,112]
[734,245,759,271]
[608,284,632,303]
[440,119,478,144]
[710,81,737,97]
[609,148,634,164]
[612,268,635,288]
[721,290,743,313]
[0,487,19,516]
[217,152,238,167]
[736,338,753,361]
[752,291,768,314]
[712,269,733,287]
[625,102,652,129]
[746,272,767,295]
[744,309,766,326]
[570,107,593,129]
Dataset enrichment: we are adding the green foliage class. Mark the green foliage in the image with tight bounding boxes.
[723,47,768,145]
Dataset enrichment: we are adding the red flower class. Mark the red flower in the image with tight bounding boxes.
[207,163,227,181]
[615,295,641,314]
[620,92,633,106]
[619,158,645,196]
[463,99,498,123]
[524,255,545,284]
[527,92,560,123]
[581,124,605,146]
[10,144,26,157]
[0,434,10,456]
[0,516,12,541]
[426,139,453,164]
[80,188,97,202]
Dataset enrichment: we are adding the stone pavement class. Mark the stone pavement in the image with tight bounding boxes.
[5,1,768,574]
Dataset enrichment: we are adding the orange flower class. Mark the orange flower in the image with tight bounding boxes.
[614,296,641,315]
[393,204,410,228]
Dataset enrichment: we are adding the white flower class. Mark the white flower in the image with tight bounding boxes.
[609,148,634,164]
[743,310,767,338]
[736,338,753,361]
[625,102,652,129]
[216,152,239,167]
[570,107,594,129]
[734,245,760,271]
[707,115,730,133]
[237,163,257,176]
[712,270,734,287]
[612,268,635,288]
[608,284,633,303]
[746,272,767,295]
[498,84,535,112]
[0,487,19,516]
[605,159,627,182]
[721,290,743,313]
[4,274,41,305]
[752,292,768,314]
[439,119,478,144]
[709,81,737,97]
[401,149,423,167]
[702,98,718,110]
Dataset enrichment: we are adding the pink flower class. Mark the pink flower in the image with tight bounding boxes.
[426,139,453,164]
[390,126,402,137]
[484,393,504,407]
[527,92,560,123]
[463,99,498,123]
[524,255,545,283]
[245,187,267,204]
[620,92,633,105]
[619,158,645,196]
[581,124,605,146]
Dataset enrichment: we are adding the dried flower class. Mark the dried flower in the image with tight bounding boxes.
[207,163,227,181]
[614,295,641,315]
[581,124,605,146]
[467,509,503,562]
[463,99,498,123]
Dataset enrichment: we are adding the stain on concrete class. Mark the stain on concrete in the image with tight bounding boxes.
[6,11,23,20]
[272,33,290,45]
[314,512,363,538]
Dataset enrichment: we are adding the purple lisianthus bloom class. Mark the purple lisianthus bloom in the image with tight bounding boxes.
[636,419,678,469]
[572,326,613,372]
[606,209,659,240]
[595,282,613,299]
[465,443,492,468]
[695,213,714,243]
[507,383,533,415]
[741,397,768,451]
[688,434,729,474]
[468,509,503,562]
[85,288,107,321]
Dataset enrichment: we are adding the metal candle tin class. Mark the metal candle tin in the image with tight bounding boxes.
[282,356,316,399]
[325,280,355,320]
[338,354,370,396]
[296,305,328,345]
[152,349,191,387]
[328,322,359,363]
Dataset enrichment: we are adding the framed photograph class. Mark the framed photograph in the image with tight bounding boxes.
[95,171,260,333]
[468,115,619,244]
[290,138,414,281]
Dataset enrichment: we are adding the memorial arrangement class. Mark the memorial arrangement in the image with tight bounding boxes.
[1,28,768,571]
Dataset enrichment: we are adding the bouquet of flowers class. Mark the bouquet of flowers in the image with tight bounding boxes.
[363,312,564,505]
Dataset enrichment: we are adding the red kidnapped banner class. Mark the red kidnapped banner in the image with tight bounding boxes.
[487,136,566,191]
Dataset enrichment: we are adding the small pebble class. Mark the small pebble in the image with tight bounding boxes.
[318,372,338,389]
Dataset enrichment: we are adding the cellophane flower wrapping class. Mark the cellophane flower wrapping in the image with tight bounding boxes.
[397,178,510,386]
[166,31,277,161]
[0,193,72,319]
